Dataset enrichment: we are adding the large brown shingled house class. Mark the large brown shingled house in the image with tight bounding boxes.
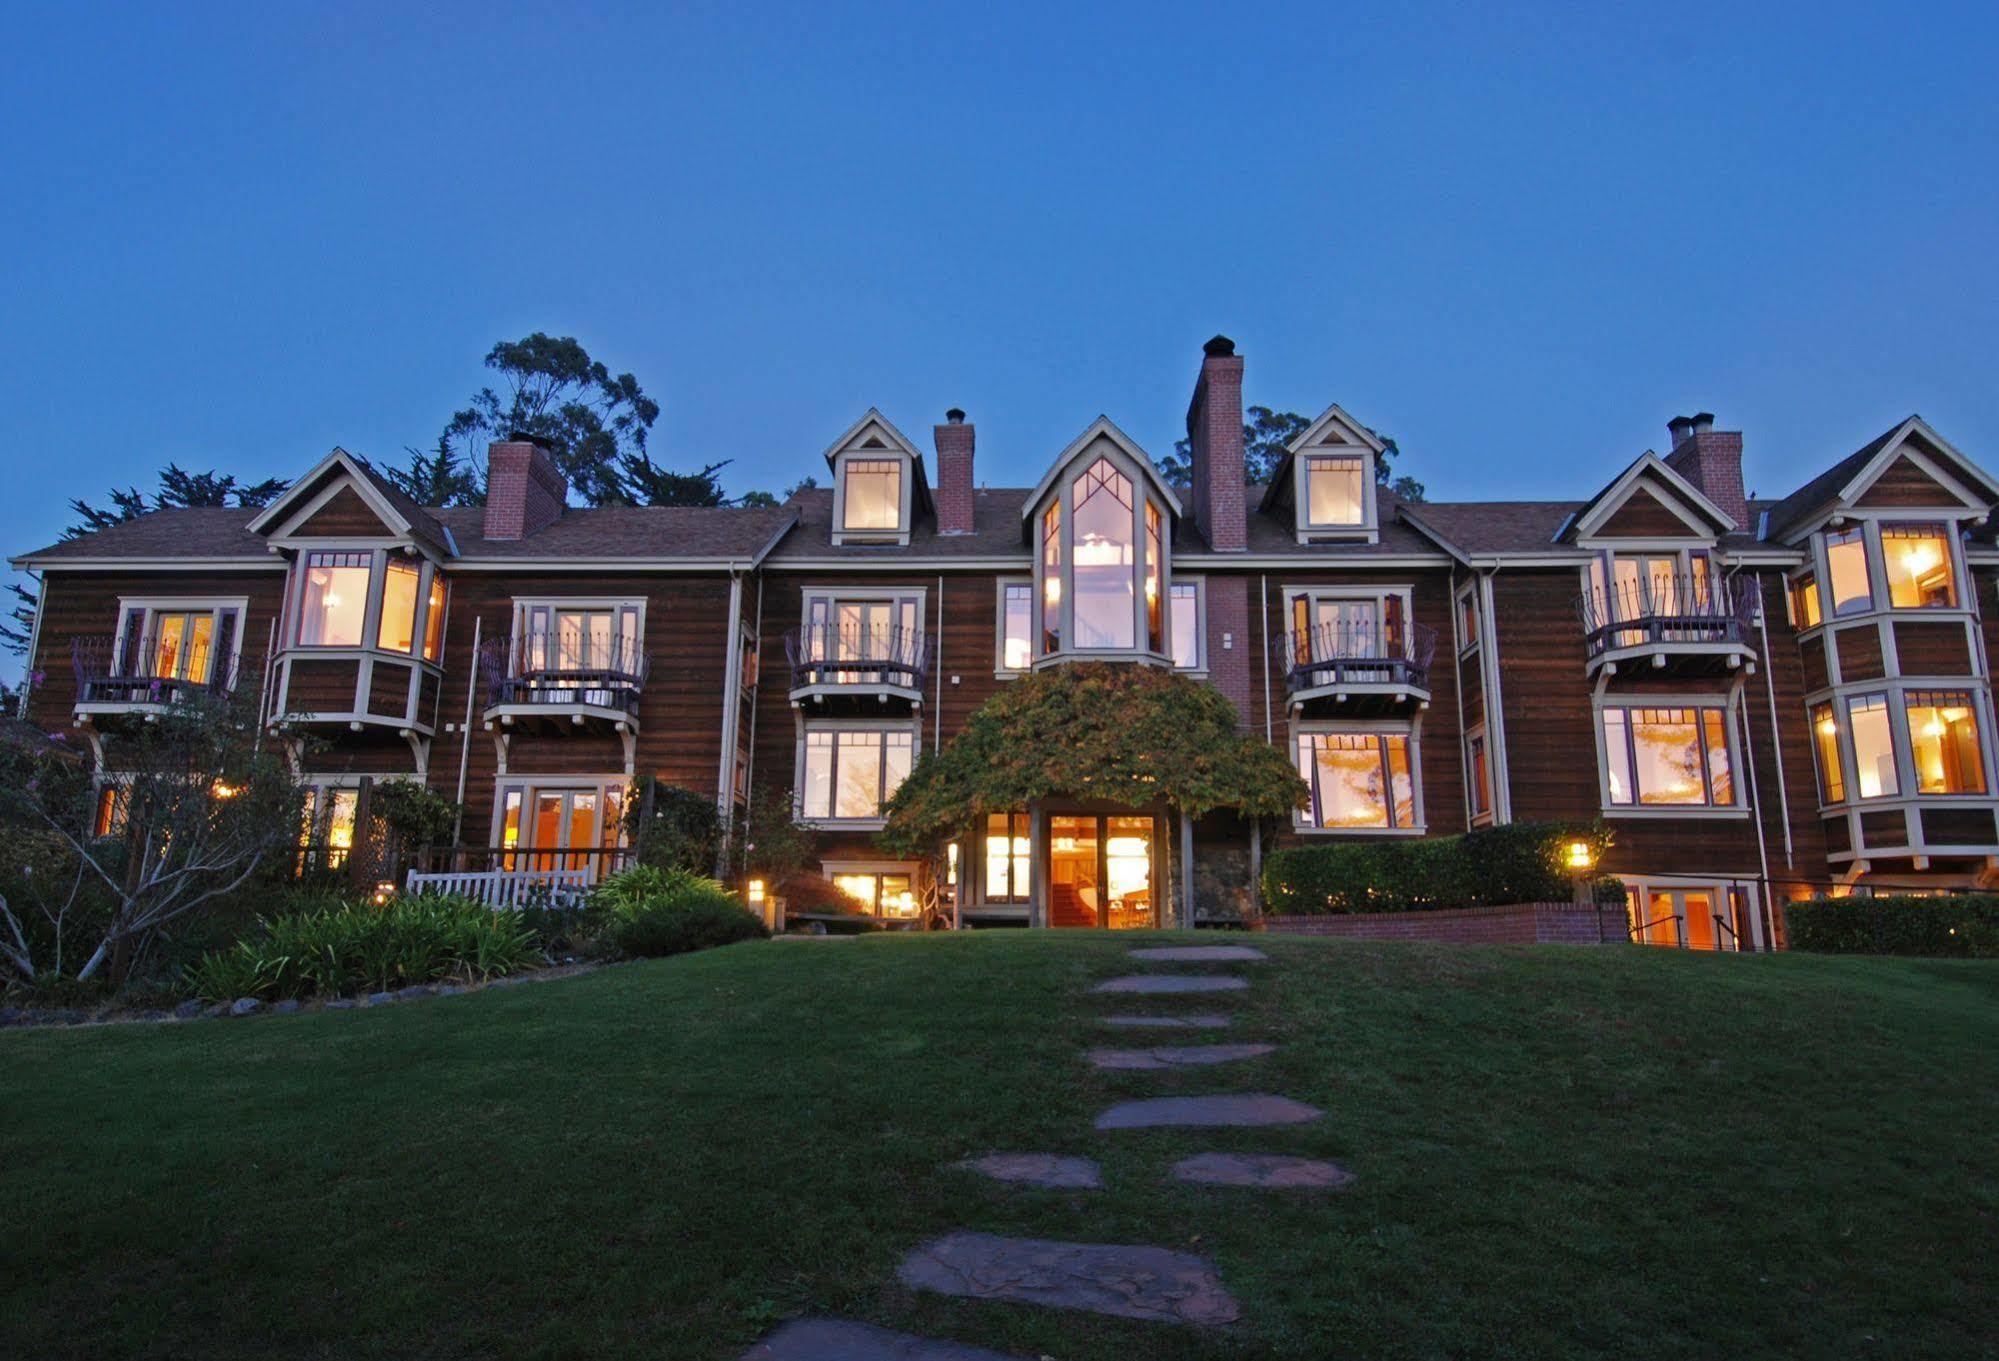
[16,336,1999,947]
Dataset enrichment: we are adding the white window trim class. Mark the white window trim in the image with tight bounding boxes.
[1811,680,1995,809]
[792,717,921,829]
[1622,876,1766,951]
[1590,694,1748,818]
[1293,450,1379,542]
[509,596,648,637]
[287,547,447,667]
[1464,721,1493,826]
[1290,718,1426,836]
[489,775,633,849]
[1030,442,1174,666]
[1169,575,1206,674]
[994,578,1033,677]
[829,451,915,545]
[110,596,250,688]
[1810,514,1975,626]
[1453,582,1480,656]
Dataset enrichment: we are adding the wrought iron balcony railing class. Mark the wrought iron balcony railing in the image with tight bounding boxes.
[1276,620,1436,693]
[477,631,647,717]
[784,623,930,693]
[70,635,236,706]
[1574,573,1760,662]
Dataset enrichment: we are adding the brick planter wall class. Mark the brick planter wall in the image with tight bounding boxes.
[1258,902,1628,946]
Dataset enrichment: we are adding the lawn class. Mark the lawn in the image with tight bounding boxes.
[3,933,1996,1360]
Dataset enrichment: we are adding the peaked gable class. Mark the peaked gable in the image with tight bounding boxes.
[292,483,396,537]
[1766,416,1999,541]
[1564,452,1734,543]
[247,447,454,556]
[1021,415,1183,525]
[1259,402,1384,514]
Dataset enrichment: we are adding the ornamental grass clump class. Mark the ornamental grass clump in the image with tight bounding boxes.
[187,893,541,1001]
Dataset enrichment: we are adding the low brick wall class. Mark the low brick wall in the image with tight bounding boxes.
[1259,902,1628,946]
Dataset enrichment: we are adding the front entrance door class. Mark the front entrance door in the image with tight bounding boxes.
[1631,886,1750,950]
[1047,814,1156,929]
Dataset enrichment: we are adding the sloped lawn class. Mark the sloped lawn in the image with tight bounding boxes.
[3,933,1995,1360]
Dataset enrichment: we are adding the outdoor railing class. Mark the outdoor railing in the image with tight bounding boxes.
[1275,620,1436,694]
[70,635,237,706]
[784,623,930,693]
[412,843,636,884]
[478,632,647,718]
[1573,572,1759,662]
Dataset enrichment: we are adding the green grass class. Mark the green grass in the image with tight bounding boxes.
[3,934,1996,1360]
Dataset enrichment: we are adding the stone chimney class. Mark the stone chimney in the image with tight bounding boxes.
[1185,335,1246,551]
[483,436,567,541]
[1663,412,1748,527]
[933,409,975,535]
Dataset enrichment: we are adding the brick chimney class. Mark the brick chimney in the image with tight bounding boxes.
[933,408,975,535]
[483,437,567,541]
[1185,335,1246,551]
[1662,412,1748,527]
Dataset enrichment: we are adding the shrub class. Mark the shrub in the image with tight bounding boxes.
[623,780,721,874]
[1261,820,1613,915]
[594,865,767,959]
[1785,894,1999,958]
[186,893,542,1001]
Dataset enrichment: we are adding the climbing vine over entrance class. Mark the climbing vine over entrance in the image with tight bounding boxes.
[878,663,1306,859]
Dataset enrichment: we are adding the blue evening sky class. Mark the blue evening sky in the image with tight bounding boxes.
[3,2,1996,678]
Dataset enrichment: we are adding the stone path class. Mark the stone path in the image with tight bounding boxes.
[1127,944,1268,963]
[742,1317,1030,1360]
[1171,1152,1355,1189]
[1099,1013,1232,1029]
[1092,973,1248,994]
[951,1153,1102,1188]
[1085,1042,1275,1070]
[897,1231,1241,1326]
[1095,1093,1324,1130]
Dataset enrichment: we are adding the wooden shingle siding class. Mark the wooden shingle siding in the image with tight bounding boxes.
[1891,620,1973,676]
[285,659,360,713]
[294,485,393,536]
[1831,624,1886,683]
[1852,457,1960,508]
[368,660,413,718]
[1799,633,1829,693]
[1922,807,1997,844]
[1596,487,1692,537]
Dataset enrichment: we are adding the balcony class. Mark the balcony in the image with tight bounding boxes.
[70,635,236,720]
[477,632,647,733]
[1276,620,1436,713]
[1575,573,1760,676]
[784,623,930,708]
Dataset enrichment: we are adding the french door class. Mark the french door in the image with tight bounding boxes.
[1047,814,1156,929]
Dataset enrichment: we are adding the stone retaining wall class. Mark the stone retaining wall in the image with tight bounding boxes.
[1258,902,1628,946]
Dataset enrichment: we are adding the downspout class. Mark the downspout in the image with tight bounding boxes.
[1753,576,1794,869]
[715,570,746,877]
[1730,668,1771,946]
[451,616,482,848]
[1448,563,1469,825]
[744,571,764,810]
[1259,573,1273,744]
[933,574,944,750]
[16,569,45,718]
[1479,568,1514,823]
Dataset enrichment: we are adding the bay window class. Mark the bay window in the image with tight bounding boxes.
[1811,703,1845,803]
[423,575,447,662]
[1905,690,1984,794]
[1599,705,1735,808]
[297,551,371,646]
[1790,571,1822,628]
[377,560,422,653]
[1032,451,1174,662]
[1041,503,1062,655]
[984,811,1032,902]
[1882,524,1956,608]
[1846,693,1898,798]
[1072,460,1136,649]
[1823,528,1873,616]
[798,724,915,822]
[1295,730,1417,830]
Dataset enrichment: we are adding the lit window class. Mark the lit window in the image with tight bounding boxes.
[1145,502,1164,654]
[1169,583,1201,669]
[1811,703,1844,803]
[1071,459,1136,650]
[297,551,371,646]
[802,596,922,684]
[799,727,914,820]
[378,560,421,653]
[1791,572,1822,628]
[1467,731,1491,819]
[93,784,129,837]
[831,872,917,919]
[1304,454,1366,526]
[1295,731,1416,829]
[999,583,1032,671]
[1457,591,1479,650]
[1905,691,1983,794]
[1882,524,1955,608]
[495,780,627,872]
[842,459,902,531]
[423,575,447,662]
[1846,693,1899,799]
[1824,528,1872,617]
[984,811,1031,902]
[1040,503,1061,655]
[1599,706,1735,807]
[515,604,642,681]
[324,789,359,868]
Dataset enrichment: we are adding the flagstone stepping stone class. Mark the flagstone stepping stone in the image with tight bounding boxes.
[1093,974,1248,994]
[897,1231,1240,1326]
[741,1316,1031,1359]
[1171,1152,1355,1189]
[1086,1043,1275,1070]
[1095,1093,1323,1130]
[951,1153,1102,1188]
[1127,945,1267,963]
[1100,1014,1232,1029]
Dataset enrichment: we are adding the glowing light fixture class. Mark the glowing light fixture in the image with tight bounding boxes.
[747,878,766,906]
[1565,841,1595,872]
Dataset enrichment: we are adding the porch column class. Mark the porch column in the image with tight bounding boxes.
[1179,808,1195,929]
[1248,816,1262,916]
[1028,802,1046,928]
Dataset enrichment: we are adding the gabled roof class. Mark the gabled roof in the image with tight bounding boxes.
[1020,416,1184,523]
[1259,402,1385,515]
[1560,451,1737,541]
[1762,416,1999,541]
[245,447,456,556]
[11,507,276,567]
[818,408,933,516]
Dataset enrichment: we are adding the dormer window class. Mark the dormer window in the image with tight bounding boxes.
[842,459,903,533]
[1305,454,1367,526]
[1072,460,1137,649]
[1035,455,1174,662]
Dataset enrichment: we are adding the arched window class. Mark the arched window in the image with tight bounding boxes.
[1031,447,1174,664]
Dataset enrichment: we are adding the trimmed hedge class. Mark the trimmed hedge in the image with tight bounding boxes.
[1785,894,1999,957]
[593,865,770,959]
[1261,821,1615,915]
